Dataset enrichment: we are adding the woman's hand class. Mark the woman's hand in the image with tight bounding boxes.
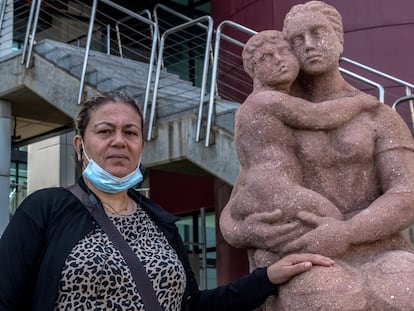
[267,253,335,285]
[280,211,351,258]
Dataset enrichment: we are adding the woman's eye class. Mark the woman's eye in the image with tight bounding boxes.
[97,129,111,135]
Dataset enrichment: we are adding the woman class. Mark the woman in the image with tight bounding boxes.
[0,91,334,310]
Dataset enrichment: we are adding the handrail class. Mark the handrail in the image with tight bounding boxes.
[153,3,210,71]
[392,94,414,131]
[77,0,98,105]
[20,0,36,65]
[22,0,42,68]
[0,0,8,37]
[114,9,153,58]
[79,0,159,109]
[205,20,257,147]
[392,94,414,109]
[340,57,414,89]
[339,67,385,103]
[153,4,216,142]
[147,15,213,141]
[340,56,414,121]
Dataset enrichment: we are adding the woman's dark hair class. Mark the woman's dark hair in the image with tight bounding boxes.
[75,91,144,138]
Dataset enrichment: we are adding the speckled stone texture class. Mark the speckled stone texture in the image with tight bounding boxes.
[219,1,414,310]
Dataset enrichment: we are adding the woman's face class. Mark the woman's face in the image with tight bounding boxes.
[76,101,144,178]
[284,12,343,76]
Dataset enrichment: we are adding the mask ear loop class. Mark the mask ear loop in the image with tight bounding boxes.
[77,148,83,161]
[81,140,91,162]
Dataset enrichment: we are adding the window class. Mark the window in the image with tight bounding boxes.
[176,209,216,289]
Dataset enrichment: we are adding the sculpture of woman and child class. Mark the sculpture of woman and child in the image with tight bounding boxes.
[220,1,414,310]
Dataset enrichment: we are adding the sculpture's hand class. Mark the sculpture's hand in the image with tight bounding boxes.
[280,211,350,258]
[221,208,307,250]
[243,210,308,250]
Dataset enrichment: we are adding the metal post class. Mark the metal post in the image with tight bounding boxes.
[77,0,98,105]
[106,24,111,55]
[200,207,207,289]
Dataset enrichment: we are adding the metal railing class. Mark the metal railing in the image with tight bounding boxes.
[147,13,213,141]
[340,57,414,103]
[20,0,158,107]
[205,20,256,147]
[0,0,8,36]
[150,4,214,142]
[340,56,414,129]
[79,0,158,106]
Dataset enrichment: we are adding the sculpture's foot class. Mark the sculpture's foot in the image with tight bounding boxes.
[363,250,414,311]
[270,264,369,310]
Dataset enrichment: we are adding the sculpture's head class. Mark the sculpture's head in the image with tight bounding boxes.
[282,1,344,76]
[242,30,299,91]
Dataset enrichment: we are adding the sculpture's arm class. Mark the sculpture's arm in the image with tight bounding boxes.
[219,203,304,250]
[280,105,414,257]
[340,106,414,244]
[254,91,378,130]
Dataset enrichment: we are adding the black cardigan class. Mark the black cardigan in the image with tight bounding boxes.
[0,180,277,310]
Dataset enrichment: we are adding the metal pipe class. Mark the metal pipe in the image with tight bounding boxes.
[339,67,385,103]
[205,20,256,147]
[115,22,123,57]
[200,207,207,290]
[142,24,158,123]
[340,57,414,89]
[21,0,37,65]
[77,0,98,105]
[106,24,111,55]
[392,94,414,110]
[195,16,213,142]
[404,87,414,128]
[147,16,211,141]
[98,1,158,125]
[25,0,42,68]
[0,0,8,37]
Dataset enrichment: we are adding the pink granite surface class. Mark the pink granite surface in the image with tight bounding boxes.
[220,2,414,310]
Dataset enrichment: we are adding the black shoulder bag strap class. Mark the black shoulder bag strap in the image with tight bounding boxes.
[67,184,163,311]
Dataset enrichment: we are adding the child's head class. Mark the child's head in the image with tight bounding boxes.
[242,30,299,89]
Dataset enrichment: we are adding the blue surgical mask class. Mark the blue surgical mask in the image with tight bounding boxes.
[81,142,143,193]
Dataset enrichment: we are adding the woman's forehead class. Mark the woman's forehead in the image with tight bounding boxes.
[89,101,141,122]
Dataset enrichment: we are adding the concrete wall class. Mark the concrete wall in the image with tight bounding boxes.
[28,132,76,194]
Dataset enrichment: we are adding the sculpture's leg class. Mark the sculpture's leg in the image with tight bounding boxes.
[270,263,369,311]
[362,250,414,311]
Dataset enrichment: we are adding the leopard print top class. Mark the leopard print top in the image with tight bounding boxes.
[54,203,186,310]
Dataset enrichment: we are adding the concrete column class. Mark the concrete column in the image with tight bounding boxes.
[0,100,11,235]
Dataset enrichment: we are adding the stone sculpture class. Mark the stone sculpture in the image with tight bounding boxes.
[220,1,414,310]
